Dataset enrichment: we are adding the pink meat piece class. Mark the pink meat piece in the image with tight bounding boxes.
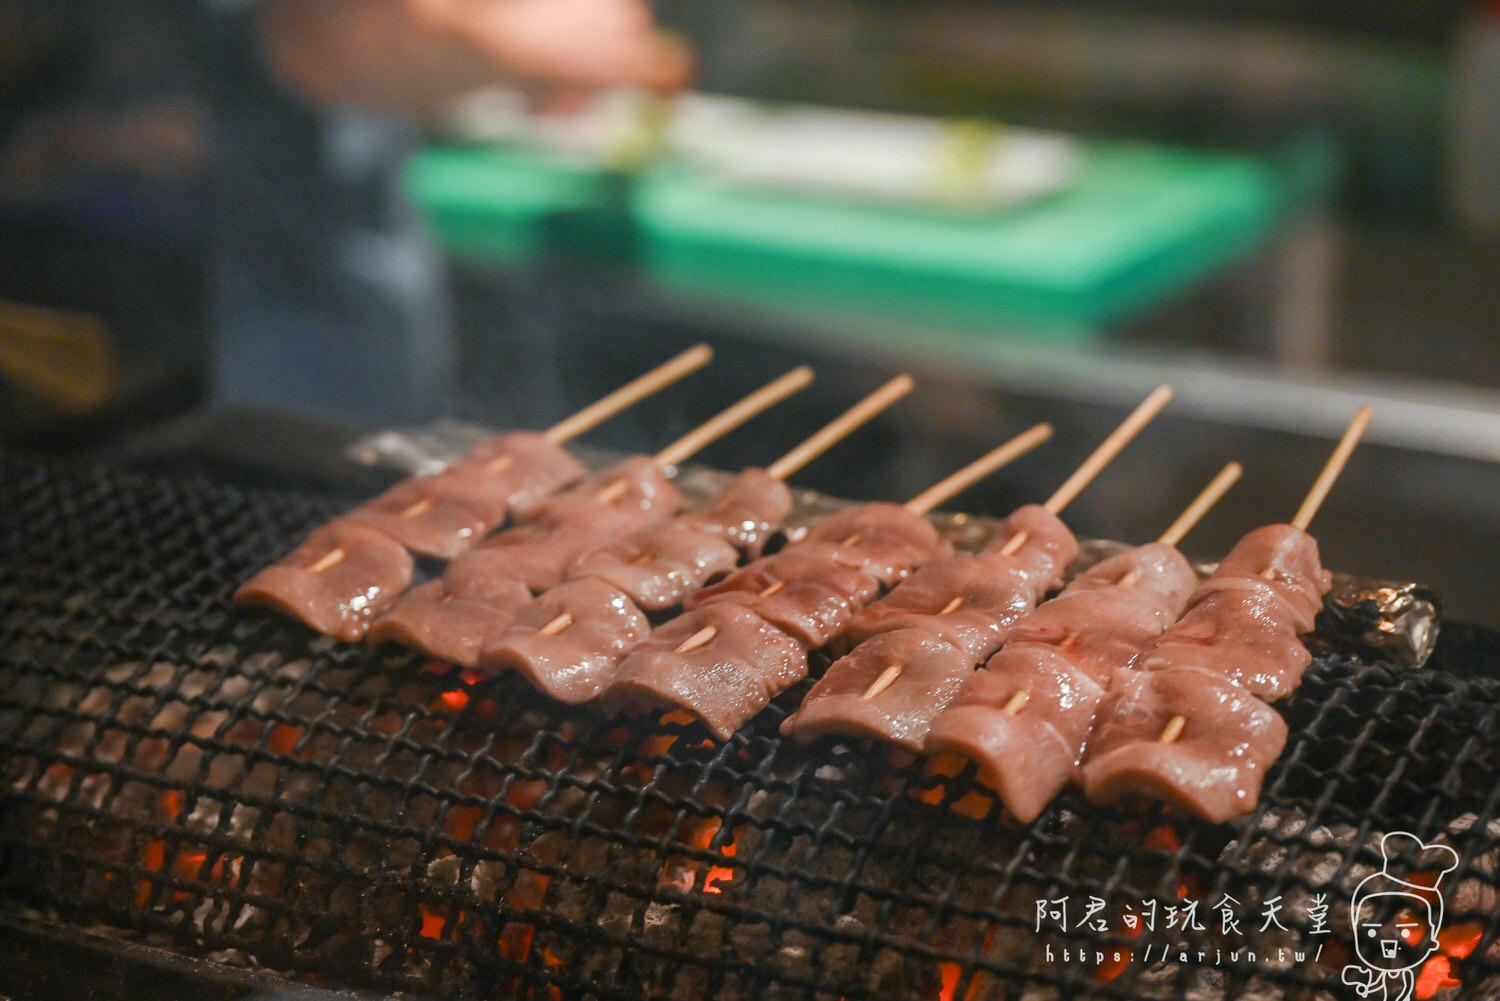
[567,522,739,610]
[528,457,681,525]
[1211,524,1331,633]
[343,476,492,560]
[1007,543,1198,685]
[481,578,652,703]
[1142,578,1316,700]
[600,603,808,740]
[838,553,1042,663]
[678,468,795,557]
[366,577,530,667]
[796,503,947,584]
[976,504,1081,586]
[444,458,681,593]
[780,630,973,751]
[683,550,881,647]
[1080,665,1288,823]
[235,522,413,642]
[925,644,1106,823]
[444,431,586,523]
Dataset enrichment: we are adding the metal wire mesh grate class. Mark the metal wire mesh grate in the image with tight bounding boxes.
[1,449,1497,1000]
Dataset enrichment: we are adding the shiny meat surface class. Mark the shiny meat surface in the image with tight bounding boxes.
[444,459,681,593]
[1080,665,1288,823]
[920,543,1197,820]
[839,553,1045,662]
[1211,524,1331,632]
[481,578,652,703]
[600,603,808,740]
[780,630,972,751]
[678,468,795,557]
[234,522,413,642]
[528,457,681,525]
[445,431,586,522]
[1142,578,1317,700]
[1006,544,1198,685]
[1134,525,1331,701]
[367,577,530,667]
[976,504,1080,585]
[568,523,739,610]
[344,476,492,560]
[796,503,948,584]
[685,550,881,647]
[925,645,1106,823]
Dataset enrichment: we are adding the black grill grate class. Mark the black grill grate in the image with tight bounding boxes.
[2,449,1498,1000]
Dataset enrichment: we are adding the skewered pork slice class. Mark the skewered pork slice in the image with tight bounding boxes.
[684,550,881,647]
[1139,526,1331,701]
[927,646,1105,823]
[600,603,807,740]
[234,522,413,642]
[443,431,587,523]
[442,458,682,593]
[923,543,1198,822]
[366,577,531,667]
[677,468,795,558]
[779,630,972,750]
[837,505,1080,661]
[567,523,740,611]
[343,476,494,560]
[1004,543,1198,684]
[1079,665,1289,823]
[482,578,653,703]
[794,503,948,585]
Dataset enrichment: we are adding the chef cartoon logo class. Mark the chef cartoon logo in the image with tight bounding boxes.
[1341,831,1459,1000]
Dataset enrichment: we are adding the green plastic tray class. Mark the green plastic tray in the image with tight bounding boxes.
[629,143,1286,337]
[407,139,1323,336]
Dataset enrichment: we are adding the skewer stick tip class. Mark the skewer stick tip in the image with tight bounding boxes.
[1290,404,1373,531]
[1155,461,1243,548]
[903,422,1054,515]
[766,373,914,481]
[1042,385,1173,516]
[543,343,714,443]
[652,366,815,468]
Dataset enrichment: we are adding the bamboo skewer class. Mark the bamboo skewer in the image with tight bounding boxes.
[649,367,815,469]
[766,375,914,481]
[1001,462,1243,715]
[903,424,1055,516]
[544,375,915,639]
[996,386,1173,557]
[309,344,714,572]
[1290,404,1373,532]
[1159,405,1373,744]
[591,367,815,503]
[860,392,1171,700]
[543,344,714,444]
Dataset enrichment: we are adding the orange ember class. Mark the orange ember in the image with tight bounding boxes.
[1439,921,1484,959]
[136,838,167,908]
[938,960,961,1001]
[419,904,448,940]
[438,689,469,711]
[1143,824,1180,853]
[158,789,183,819]
[268,724,302,755]
[1415,955,1461,999]
[1095,949,1132,983]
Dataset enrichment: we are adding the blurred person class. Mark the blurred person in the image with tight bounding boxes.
[204,0,690,424]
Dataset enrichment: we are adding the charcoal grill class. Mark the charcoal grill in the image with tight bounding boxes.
[2,447,1498,1001]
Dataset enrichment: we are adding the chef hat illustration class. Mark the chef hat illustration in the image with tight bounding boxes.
[1352,832,1461,925]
